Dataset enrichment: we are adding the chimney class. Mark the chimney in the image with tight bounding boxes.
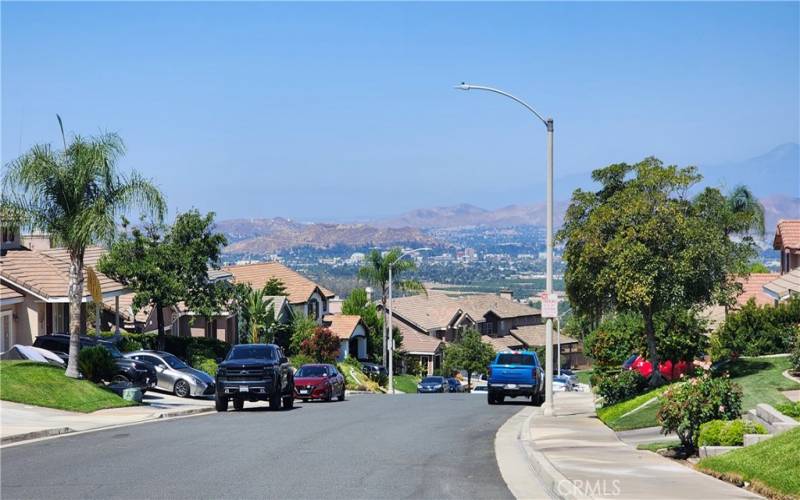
[365,287,374,303]
[499,288,513,301]
[328,298,343,314]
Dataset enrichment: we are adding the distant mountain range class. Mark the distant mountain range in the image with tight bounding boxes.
[218,218,437,255]
[218,143,798,254]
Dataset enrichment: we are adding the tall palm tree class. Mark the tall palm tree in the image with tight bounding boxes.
[2,117,165,377]
[242,285,275,343]
[726,185,765,237]
[357,248,426,365]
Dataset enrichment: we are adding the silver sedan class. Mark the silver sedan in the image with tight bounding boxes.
[124,350,215,397]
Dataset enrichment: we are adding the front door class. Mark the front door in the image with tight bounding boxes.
[1,310,14,352]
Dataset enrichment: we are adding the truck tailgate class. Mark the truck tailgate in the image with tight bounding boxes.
[490,365,534,384]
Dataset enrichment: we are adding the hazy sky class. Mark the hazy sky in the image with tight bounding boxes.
[3,2,798,221]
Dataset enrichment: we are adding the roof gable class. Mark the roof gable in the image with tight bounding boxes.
[774,220,800,250]
[224,262,335,304]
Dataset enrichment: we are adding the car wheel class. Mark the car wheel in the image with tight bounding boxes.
[174,379,191,398]
[282,394,294,410]
[270,389,282,411]
[338,385,345,401]
[233,398,244,411]
[324,387,333,402]
[215,394,228,412]
[112,374,130,384]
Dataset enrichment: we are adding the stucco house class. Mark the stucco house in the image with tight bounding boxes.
[322,314,368,361]
[762,220,800,302]
[224,262,335,324]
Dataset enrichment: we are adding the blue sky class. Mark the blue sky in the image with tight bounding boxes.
[2,2,798,221]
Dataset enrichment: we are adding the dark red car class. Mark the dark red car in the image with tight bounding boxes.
[293,364,346,402]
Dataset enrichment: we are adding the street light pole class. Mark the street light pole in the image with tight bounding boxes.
[455,83,556,416]
[387,247,430,395]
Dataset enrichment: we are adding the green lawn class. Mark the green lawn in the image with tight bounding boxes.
[393,374,420,394]
[575,369,592,386]
[637,439,681,452]
[0,361,136,413]
[724,356,800,410]
[698,427,800,498]
[597,386,670,431]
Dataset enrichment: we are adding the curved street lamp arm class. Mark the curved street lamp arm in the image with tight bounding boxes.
[455,83,549,127]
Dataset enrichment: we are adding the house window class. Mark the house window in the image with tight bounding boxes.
[308,299,319,321]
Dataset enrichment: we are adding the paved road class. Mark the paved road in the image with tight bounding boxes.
[1,394,524,499]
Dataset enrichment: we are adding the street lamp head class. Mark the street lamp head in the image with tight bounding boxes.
[454,82,471,91]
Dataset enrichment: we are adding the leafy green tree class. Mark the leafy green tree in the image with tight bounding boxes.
[558,158,755,385]
[98,210,227,350]
[442,329,495,390]
[299,327,340,364]
[746,262,770,274]
[357,249,425,364]
[289,314,318,356]
[262,278,287,296]
[342,288,383,361]
[2,118,165,377]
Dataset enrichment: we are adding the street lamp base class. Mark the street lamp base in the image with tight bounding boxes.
[543,404,555,417]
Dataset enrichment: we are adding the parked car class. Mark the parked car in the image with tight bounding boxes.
[32,334,156,391]
[471,384,488,394]
[417,376,447,393]
[487,351,545,405]
[446,377,464,393]
[293,363,345,402]
[553,375,574,392]
[555,369,578,386]
[124,350,214,397]
[361,362,388,380]
[215,344,294,412]
[627,355,689,381]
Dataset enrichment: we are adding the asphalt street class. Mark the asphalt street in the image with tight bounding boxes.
[1,393,524,499]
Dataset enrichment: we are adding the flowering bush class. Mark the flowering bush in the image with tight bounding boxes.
[596,369,648,406]
[299,327,341,364]
[790,336,800,375]
[657,372,742,453]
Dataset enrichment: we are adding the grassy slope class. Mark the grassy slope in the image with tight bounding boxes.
[393,374,420,394]
[337,362,382,392]
[0,361,135,413]
[598,357,800,431]
[725,356,800,410]
[697,427,800,498]
[637,439,681,452]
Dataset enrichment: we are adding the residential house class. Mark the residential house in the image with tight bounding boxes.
[321,314,368,361]
[225,262,335,324]
[381,294,475,342]
[395,321,444,376]
[506,324,583,368]
[0,235,127,351]
[457,292,542,336]
[763,219,800,302]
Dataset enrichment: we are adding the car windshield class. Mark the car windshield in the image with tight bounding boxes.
[100,343,123,359]
[296,365,327,377]
[422,377,443,384]
[227,345,276,361]
[497,353,535,366]
[162,353,189,369]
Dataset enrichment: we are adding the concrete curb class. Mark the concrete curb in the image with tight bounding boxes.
[0,426,74,445]
[782,369,800,385]
[1,406,214,447]
[518,410,588,500]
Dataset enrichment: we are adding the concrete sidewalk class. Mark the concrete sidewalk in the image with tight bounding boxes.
[0,391,216,445]
[521,392,761,499]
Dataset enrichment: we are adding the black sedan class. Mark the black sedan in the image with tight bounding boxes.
[417,376,447,393]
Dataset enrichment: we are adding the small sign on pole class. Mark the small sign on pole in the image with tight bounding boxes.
[540,292,559,318]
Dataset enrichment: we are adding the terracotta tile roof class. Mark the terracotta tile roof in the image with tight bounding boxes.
[395,321,443,355]
[0,248,126,302]
[774,220,800,250]
[481,335,523,353]
[763,269,800,301]
[735,273,780,307]
[457,294,541,320]
[224,262,334,304]
[386,294,467,332]
[509,325,579,347]
[322,314,363,340]
[102,293,152,323]
[0,283,24,301]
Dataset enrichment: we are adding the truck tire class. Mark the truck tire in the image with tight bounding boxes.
[233,398,244,411]
[282,393,294,410]
[215,394,228,412]
[270,388,282,411]
[488,393,496,405]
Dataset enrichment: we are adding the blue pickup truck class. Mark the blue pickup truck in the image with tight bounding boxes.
[487,351,545,405]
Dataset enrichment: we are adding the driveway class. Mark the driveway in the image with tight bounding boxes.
[1,394,523,499]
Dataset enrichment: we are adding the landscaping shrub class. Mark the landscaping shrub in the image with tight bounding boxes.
[78,346,116,383]
[99,332,144,352]
[289,354,314,368]
[775,401,800,419]
[711,296,800,359]
[698,419,767,447]
[790,336,800,375]
[657,372,743,453]
[584,313,642,370]
[193,357,218,376]
[596,369,648,406]
[299,327,340,363]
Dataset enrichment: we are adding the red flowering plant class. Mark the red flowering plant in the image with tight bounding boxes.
[656,370,742,454]
[299,327,341,364]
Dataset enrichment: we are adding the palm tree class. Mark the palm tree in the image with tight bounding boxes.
[242,285,275,343]
[1,117,165,378]
[357,248,426,365]
[726,185,765,237]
